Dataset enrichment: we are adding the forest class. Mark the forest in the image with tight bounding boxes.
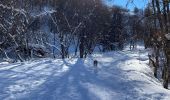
[0,0,170,99]
[0,0,145,60]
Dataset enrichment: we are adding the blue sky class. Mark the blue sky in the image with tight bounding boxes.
[104,0,149,11]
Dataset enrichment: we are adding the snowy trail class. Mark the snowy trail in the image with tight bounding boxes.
[0,47,170,100]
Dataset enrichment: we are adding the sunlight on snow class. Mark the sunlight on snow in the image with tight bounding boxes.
[81,82,122,100]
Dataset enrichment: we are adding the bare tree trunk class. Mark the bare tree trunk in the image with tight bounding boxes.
[79,32,85,58]
[53,32,56,58]
[155,0,164,30]
[163,48,169,89]
[152,0,157,31]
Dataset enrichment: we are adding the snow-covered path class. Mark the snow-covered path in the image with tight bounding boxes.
[0,47,170,100]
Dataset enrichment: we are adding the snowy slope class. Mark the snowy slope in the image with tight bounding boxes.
[0,45,170,100]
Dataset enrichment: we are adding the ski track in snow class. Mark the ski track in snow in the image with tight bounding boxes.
[0,46,170,100]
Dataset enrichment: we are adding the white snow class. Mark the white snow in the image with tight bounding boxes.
[0,45,170,100]
[30,6,56,18]
[165,33,170,40]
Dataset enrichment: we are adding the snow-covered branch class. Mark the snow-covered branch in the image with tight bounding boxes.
[0,4,26,17]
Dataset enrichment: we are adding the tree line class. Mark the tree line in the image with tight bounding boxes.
[1,0,144,60]
[143,0,170,89]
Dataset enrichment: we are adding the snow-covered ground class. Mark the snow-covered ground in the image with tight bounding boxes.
[0,45,170,100]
